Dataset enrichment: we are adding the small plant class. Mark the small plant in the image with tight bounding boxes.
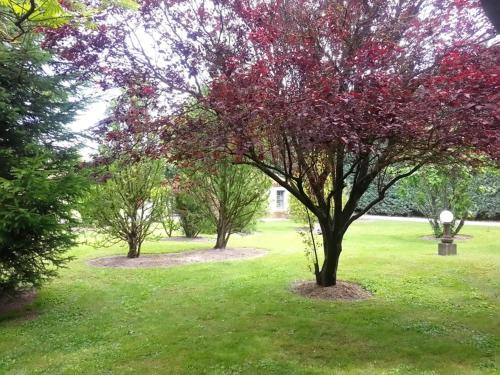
[297,209,322,282]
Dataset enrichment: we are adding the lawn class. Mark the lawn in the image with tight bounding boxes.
[0,219,498,374]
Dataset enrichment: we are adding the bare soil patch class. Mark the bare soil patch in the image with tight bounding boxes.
[420,234,472,241]
[291,280,372,301]
[88,247,267,268]
[0,290,37,320]
[160,236,210,243]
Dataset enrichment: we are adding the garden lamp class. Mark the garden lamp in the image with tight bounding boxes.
[438,210,457,256]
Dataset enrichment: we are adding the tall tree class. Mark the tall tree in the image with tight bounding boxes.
[0,38,78,177]
[44,0,499,286]
[0,38,85,296]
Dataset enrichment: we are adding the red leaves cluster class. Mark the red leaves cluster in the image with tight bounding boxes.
[42,0,499,165]
[202,1,498,163]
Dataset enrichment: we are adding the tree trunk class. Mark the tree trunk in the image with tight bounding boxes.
[214,231,229,249]
[317,221,343,287]
[452,218,465,236]
[127,237,140,258]
[214,221,230,249]
[430,218,443,238]
[162,220,173,237]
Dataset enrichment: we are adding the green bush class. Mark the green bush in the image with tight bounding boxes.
[398,165,473,237]
[357,183,416,217]
[358,168,499,221]
[470,169,500,220]
[0,151,85,295]
[175,190,213,238]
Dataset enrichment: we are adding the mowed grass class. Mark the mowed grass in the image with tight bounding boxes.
[0,219,499,374]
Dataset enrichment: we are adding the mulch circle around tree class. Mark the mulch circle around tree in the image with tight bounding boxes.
[160,236,210,243]
[291,280,372,301]
[420,234,473,241]
[0,290,37,320]
[87,248,268,268]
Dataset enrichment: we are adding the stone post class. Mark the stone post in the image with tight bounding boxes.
[438,222,457,256]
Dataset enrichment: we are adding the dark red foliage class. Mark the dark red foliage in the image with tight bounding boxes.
[43,0,500,285]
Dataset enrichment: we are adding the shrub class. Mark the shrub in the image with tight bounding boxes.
[0,151,85,295]
[82,159,167,258]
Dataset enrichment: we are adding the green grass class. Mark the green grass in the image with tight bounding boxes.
[1,220,499,374]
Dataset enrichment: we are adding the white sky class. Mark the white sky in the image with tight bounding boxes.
[68,89,119,160]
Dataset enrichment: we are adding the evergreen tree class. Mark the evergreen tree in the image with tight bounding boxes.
[0,38,85,296]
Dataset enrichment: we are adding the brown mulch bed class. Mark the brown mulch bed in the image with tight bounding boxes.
[87,247,268,268]
[160,236,210,243]
[290,280,372,301]
[420,234,472,241]
[0,290,37,319]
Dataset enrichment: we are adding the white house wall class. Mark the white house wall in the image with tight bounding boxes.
[268,186,289,216]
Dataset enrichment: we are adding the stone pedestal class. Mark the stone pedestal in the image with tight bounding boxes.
[438,242,457,256]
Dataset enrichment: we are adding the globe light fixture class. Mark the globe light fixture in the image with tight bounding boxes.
[438,209,457,256]
[439,210,454,224]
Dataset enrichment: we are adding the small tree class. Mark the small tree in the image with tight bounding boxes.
[83,159,166,258]
[289,187,348,225]
[159,166,181,237]
[0,0,134,43]
[0,0,69,42]
[399,166,473,237]
[186,161,270,249]
[160,193,179,238]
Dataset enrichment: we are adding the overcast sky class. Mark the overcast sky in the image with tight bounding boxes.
[68,89,119,160]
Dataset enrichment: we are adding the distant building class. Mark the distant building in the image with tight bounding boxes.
[268,182,289,218]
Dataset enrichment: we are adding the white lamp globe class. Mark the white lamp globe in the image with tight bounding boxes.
[439,210,454,224]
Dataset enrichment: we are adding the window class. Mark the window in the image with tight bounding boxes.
[276,190,285,210]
